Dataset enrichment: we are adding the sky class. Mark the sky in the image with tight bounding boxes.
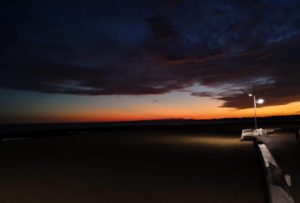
[1,0,300,123]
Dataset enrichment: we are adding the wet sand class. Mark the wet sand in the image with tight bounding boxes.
[261,131,300,203]
[0,130,264,203]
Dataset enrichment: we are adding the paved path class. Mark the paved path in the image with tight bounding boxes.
[261,131,300,203]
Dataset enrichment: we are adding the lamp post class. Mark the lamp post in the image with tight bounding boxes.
[241,89,264,130]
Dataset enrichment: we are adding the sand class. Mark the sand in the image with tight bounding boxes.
[0,130,264,203]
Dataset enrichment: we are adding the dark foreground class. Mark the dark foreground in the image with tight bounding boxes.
[0,130,264,203]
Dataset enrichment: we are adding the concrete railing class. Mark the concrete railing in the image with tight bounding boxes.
[241,128,264,141]
[241,128,276,141]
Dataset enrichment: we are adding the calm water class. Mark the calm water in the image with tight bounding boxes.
[0,130,264,203]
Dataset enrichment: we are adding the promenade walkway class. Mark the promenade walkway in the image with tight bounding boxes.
[261,131,300,203]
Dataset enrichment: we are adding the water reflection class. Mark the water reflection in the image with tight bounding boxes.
[145,135,242,148]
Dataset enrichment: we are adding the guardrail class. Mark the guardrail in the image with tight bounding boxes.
[241,128,276,141]
[241,128,264,141]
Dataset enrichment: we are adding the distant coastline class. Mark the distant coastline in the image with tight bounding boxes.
[1,115,299,135]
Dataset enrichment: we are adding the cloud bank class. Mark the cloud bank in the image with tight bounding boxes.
[1,0,300,109]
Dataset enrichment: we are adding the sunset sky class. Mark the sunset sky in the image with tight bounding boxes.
[1,0,300,123]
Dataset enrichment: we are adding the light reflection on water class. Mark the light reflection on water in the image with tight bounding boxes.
[143,135,242,148]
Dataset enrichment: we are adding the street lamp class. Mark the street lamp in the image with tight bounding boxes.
[241,89,264,130]
[257,98,264,104]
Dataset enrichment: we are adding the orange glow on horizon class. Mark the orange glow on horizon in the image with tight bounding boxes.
[4,101,299,124]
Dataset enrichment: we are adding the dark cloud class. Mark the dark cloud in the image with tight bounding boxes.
[191,92,217,98]
[218,35,300,109]
[1,0,300,109]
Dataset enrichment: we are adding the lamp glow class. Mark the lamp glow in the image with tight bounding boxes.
[256,99,264,104]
